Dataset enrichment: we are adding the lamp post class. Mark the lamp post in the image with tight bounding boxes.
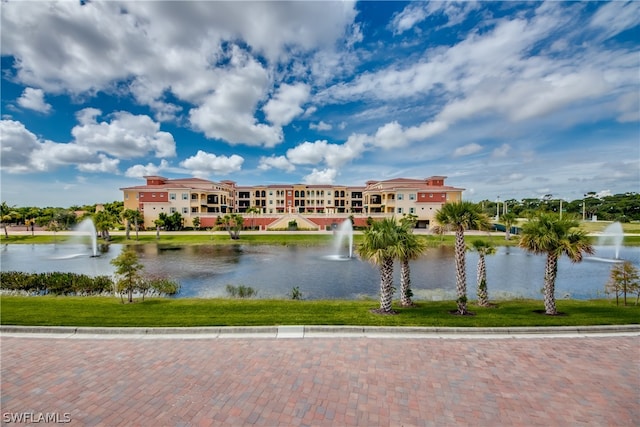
[495,196,500,221]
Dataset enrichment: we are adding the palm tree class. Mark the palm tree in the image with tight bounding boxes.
[435,201,491,315]
[501,212,517,240]
[398,215,427,306]
[470,239,496,307]
[519,213,594,315]
[358,218,401,314]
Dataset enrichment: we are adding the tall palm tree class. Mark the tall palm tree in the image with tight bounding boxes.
[398,215,427,306]
[470,239,496,307]
[358,218,401,314]
[519,213,594,315]
[435,201,491,315]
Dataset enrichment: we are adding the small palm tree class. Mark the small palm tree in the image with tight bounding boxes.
[358,218,401,314]
[519,213,594,315]
[398,215,427,306]
[501,212,517,240]
[435,201,491,315]
[470,239,496,307]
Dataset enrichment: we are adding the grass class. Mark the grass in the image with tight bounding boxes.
[1,296,638,328]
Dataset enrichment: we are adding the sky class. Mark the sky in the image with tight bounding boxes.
[1,0,638,208]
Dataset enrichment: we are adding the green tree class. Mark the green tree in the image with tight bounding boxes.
[110,248,144,303]
[606,261,640,306]
[500,212,517,240]
[358,218,402,314]
[192,216,201,230]
[435,201,491,315]
[519,213,594,315]
[221,213,244,240]
[154,219,164,240]
[398,214,427,306]
[121,209,140,240]
[93,210,115,240]
[470,239,496,307]
[246,206,261,230]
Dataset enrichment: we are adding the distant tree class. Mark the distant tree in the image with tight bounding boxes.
[606,261,640,306]
[154,219,164,240]
[110,248,144,303]
[192,216,201,230]
[221,213,244,240]
[121,209,140,240]
[93,210,115,240]
[500,212,517,240]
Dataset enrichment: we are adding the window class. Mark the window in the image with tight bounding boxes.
[170,207,176,213]
[397,207,403,214]
[410,208,415,214]
[152,193,156,198]
[409,194,416,200]
[191,194,198,200]
[182,193,188,200]
[397,194,403,200]
[191,207,198,213]
[182,207,188,214]
[169,193,176,200]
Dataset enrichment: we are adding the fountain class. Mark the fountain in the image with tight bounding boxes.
[75,218,98,257]
[586,221,625,263]
[328,220,353,260]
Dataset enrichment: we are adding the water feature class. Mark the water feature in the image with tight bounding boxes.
[595,222,624,260]
[2,244,638,300]
[329,220,353,260]
[74,218,98,257]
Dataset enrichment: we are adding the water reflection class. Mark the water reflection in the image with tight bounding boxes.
[1,243,638,301]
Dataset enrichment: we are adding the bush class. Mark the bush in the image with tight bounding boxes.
[0,271,114,296]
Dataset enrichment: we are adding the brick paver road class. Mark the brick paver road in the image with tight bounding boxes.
[1,335,638,426]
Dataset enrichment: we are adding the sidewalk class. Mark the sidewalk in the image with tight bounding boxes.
[1,330,637,426]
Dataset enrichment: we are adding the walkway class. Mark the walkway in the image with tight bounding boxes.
[1,328,638,426]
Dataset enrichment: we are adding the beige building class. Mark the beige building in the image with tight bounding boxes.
[120,175,464,229]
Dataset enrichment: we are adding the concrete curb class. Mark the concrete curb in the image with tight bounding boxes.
[2,324,639,339]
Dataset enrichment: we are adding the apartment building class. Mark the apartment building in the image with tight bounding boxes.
[120,175,463,229]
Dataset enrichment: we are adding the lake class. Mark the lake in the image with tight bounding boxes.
[1,243,638,301]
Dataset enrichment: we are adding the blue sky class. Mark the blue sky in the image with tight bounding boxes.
[1,1,638,207]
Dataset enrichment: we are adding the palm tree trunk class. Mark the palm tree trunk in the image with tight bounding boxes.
[454,229,467,314]
[400,259,412,306]
[379,257,394,313]
[543,254,558,315]
[125,222,130,240]
[477,255,488,306]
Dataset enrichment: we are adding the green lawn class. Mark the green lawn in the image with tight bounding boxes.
[1,296,637,328]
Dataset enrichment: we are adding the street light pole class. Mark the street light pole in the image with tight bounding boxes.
[496,196,500,221]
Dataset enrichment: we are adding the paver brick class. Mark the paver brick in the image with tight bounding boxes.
[1,335,638,426]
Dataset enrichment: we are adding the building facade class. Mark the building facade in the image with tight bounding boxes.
[120,176,464,229]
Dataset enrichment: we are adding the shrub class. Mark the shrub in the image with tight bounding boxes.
[226,284,257,298]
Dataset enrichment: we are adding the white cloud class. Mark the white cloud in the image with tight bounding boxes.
[258,155,295,173]
[589,1,640,41]
[125,160,170,178]
[1,1,358,148]
[180,150,244,177]
[16,88,51,113]
[263,83,310,127]
[188,46,283,147]
[309,121,332,131]
[389,4,427,35]
[0,120,42,173]
[492,144,511,158]
[303,168,337,184]
[453,143,482,158]
[71,109,177,158]
[374,121,408,149]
